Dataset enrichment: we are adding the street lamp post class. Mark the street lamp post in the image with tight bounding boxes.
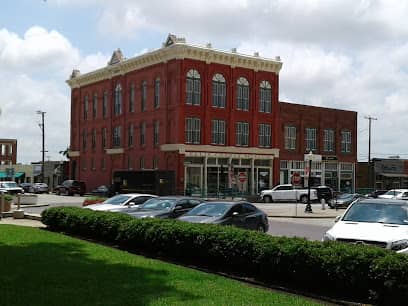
[37,110,46,183]
[305,152,313,213]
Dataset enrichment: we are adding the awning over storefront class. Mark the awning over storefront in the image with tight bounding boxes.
[378,173,408,178]
[0,171,25,178]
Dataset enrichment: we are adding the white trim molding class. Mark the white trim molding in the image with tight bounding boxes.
[67,150,80,157]
[106,148,124,155]
[67,40,283,89]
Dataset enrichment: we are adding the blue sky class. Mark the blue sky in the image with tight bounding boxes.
[1,0,408,164]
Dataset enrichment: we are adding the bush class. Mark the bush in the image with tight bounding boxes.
[42,207,408,305]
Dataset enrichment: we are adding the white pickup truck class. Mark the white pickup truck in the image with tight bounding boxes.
[259,184,318,203]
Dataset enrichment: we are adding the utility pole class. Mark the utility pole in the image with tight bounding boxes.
[37,111,46,183]
[365,115,377,190]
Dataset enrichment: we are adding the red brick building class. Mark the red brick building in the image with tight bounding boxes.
[67,34,357,195]
[279,102,357,192]
[0,138,17,166]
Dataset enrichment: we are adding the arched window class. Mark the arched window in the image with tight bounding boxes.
[186,69,201,105]
[114,84,122,115]
[212,73,226,108]
[259,81,272,113]
[236,77,249,111]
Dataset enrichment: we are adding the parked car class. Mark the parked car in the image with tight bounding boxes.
[365,190,388,198]
[329,193,364,209]
[378,189,408,200]
[0,181,24,195]
[19,182,33,193]
[178,201,269,232]
[86,193,156,213]
[127,196,204,219]
[323,198,408,254]
[91,185,113,198]
[55,180,86,196]
[29,183,49,194]
[314,186,334,203]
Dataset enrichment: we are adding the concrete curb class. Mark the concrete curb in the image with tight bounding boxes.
[12,203,49,208]
[267,215,338,219]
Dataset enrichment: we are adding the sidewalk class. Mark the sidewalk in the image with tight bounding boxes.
[254,203,344,218]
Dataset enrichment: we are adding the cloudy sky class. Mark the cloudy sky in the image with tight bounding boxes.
[1,0,407,164]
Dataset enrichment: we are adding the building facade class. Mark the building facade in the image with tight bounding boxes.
[0,138,17,166]
[279,102,357,193]
[67,35,282,195]
[357,159,408,190]
[67,34,357,195]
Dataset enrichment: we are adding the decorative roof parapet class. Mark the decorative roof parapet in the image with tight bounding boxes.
[67,34,283,89]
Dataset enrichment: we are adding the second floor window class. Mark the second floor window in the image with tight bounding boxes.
[185,117,201,144]
[83,96,88,120]
[236,122,249,146]
[341,130,352,153]
[92,94,97,119]
[259,123,271,148]
[259,81,272,113]
[284,126,296,150]
[141,81,147,111]
[128,124,134,147]
[305,128,317,151]
[82,129,87,150]
[91,128,96,150]
[236,77,249,111]
[324,129,335,152]
[140,122,146,146]
[154,121,159,145]
[211,119,226,145]
[186,69,201,105]
[212,73,226,108]
[154,78,160,108]
[112,126,121,147]
[103,91,108,118]
[102,127,107,149]
[129,83,135,112]
[114,84,122,115]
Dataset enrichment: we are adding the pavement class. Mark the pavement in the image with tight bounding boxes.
[0,200,343,228]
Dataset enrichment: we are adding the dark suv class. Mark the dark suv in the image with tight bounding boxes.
[55,180,86,196]
[314,186,333,203]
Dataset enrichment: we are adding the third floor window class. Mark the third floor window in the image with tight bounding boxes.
[112,126,121,147]
[341,130,352,153]
[92,94,97,119]
[83,95,88,120]
[141,81,147,111]
[186,69,201,105]
[236,77,249,111]
[324,129,335,152]
[129,83,135,113]
[154,78,160,109]
[114,84,122,115]
[259,81,272,113]
[212,73,226,108]
[305,128,317,151]
[103,91,108,118]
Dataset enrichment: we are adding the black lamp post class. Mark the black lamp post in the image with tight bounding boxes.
[305,151,313,213]
[37,110,46,183]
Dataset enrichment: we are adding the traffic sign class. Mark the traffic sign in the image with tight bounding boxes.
[291,172,301,185]
[238,172,247,183]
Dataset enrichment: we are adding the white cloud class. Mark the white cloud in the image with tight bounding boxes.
[0,26,109,164]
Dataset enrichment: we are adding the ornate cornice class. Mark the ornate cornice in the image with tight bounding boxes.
[67,43,283,89]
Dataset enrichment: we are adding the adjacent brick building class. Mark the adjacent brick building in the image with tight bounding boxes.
[279,102,357,192]
[0,138,17,166]
[66,34,357,195]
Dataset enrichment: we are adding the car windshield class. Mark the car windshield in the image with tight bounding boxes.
[383,190,402,196]
[103,195,132,205]
[1,182,18,188]
[185,203,230,217]
[140,198,177,210]
[342,202,408,225]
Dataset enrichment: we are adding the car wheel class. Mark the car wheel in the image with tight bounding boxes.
[263,196,272,203]
[300,195,308,204]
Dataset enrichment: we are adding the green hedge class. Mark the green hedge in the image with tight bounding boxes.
[42,207,408,305]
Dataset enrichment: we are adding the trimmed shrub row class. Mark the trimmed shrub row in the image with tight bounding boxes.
[42,207,408,305]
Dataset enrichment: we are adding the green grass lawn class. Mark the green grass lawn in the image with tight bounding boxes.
[0,225,322,306]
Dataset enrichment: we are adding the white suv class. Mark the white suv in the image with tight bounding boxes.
[0,181,24,195]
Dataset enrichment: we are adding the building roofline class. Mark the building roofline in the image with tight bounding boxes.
[67,36,283,89]
[280,100,357,115]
